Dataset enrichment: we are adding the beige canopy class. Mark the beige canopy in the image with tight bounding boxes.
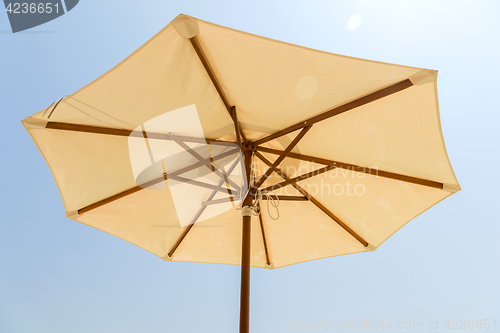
[22,14,460,271]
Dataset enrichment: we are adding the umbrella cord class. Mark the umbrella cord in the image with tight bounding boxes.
[238,152,281,219]
[237,152,259,216]
[251,152,280,220]
[236,153,280,220]
[255,190,280,220]
[43,95,68,118]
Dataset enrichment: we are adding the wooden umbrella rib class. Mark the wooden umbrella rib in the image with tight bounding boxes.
[189,36,248,143]
[256,146,443,189]
[79,173,229,215]
[190,36,232,113]
[254,79,413,146]
[46,121,132,136]
[78,176,164,214]
[254,152,369,247]
[77,149,239,214]
[167,216,198,258]
[45,121,230,144]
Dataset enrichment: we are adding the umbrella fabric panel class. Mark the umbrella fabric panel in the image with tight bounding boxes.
[171,208,268,268]
[195,17,423,141]
[260,200,368,269]
[23,127,136,214]
[76,186,182,259]
[300,168,451,248]
[296,80,459,186]
[28,22,233,140]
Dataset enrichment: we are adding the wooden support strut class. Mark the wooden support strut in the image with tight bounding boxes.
[254,151,369,248]
[232,106,243,149]
[201,196,240,206]
[257,202,271,267]
[259,165,337,193]
[252,126,312,191]
[167,132,241,192]
[166,174,233,194]
[168,156,242,258]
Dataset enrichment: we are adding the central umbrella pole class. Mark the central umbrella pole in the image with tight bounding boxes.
[240,148,253,333]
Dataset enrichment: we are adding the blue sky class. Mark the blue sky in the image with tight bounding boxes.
[1,1,499,332]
